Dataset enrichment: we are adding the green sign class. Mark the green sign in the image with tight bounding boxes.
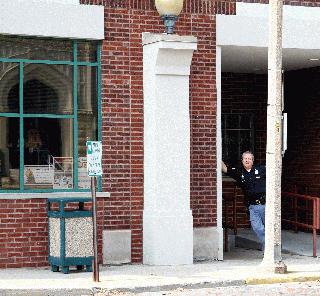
[86,141,102,176]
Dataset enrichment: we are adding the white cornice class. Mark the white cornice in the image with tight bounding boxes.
[0,0,104,40]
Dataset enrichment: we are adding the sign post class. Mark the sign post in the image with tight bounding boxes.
[86,141,102,282]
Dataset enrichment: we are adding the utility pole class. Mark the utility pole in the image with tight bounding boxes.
[262,0,287,273]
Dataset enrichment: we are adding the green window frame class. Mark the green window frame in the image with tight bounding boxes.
[0,38,102,193]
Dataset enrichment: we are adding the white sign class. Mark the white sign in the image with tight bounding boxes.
[24,165,53,186]
[87,141,102,176]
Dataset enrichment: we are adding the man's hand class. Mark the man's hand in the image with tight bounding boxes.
[221,160,227,173]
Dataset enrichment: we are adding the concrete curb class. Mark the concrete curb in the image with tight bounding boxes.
[102,276,320,294]
[94,280,247,294]
[0,289,93,296]
[0,280,247,295]
[245,275,320,285]
[95,276,320,294]
[1,274,320,295]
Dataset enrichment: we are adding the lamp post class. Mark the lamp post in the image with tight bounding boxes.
[263,0,287,274]
[155,0,184,34]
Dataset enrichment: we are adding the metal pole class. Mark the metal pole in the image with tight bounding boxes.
[91,176,99,282]
[262,0,287,273]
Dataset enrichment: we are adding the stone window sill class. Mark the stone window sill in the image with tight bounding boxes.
[0,192,110,199]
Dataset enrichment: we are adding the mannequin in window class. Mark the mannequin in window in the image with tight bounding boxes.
[25,123,43,166]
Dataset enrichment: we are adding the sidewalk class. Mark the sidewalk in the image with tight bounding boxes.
[1,248,320,295]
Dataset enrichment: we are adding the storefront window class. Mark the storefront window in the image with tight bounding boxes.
[0,36,100,192]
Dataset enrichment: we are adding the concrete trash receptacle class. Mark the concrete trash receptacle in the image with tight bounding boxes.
[48,197,93,274]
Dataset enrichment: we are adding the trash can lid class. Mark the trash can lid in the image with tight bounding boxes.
[47,197,92,203]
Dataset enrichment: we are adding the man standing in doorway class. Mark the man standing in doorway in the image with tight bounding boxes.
[222,151,266,250]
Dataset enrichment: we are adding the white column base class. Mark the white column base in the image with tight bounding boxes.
[103,230,131,265]
[260,259,288,274]
[193,227,222,261]
[143,210,193,265]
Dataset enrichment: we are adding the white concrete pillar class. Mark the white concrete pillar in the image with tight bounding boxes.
[142,33,197,265]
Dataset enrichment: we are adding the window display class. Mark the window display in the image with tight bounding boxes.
[53,157,73,189]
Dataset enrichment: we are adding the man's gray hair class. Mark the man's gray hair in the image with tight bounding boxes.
[241,150,254,161]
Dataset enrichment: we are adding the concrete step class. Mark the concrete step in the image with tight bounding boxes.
[232,228,320,257]
[235,235,262,251]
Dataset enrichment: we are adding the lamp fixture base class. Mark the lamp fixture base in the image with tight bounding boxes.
[161,15,178,34]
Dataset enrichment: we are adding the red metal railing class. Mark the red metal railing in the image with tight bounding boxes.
[223,186,238,252]
[282,191,320,257]
[223,185,320,256]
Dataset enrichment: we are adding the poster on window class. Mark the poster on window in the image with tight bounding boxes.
[24,165,53,186]
[78,157,91,189]
[53,157,73,189]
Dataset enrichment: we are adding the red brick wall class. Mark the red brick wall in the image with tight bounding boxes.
[237,0,320,6]
[0,198,104,268]
[189,14,217,228]
[81,0,320,9]
[92,0,320,263]
[0,0,236,269]
[97,1,236,263]
[3,0,320,268]
[80,0,236,14]
[79,1,232,264]
[0,199,47,268]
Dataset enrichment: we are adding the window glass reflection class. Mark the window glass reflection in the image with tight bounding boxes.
[77,41,98,63]
[23,64,73,114]
[0,36,73,61]
[78,66,97,189]
[0,62,19,113]
[0,117,20,189]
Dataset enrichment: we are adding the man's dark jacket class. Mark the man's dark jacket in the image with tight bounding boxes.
[226,164,266,206]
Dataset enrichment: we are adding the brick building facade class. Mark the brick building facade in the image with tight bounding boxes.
[0,0,320,268]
